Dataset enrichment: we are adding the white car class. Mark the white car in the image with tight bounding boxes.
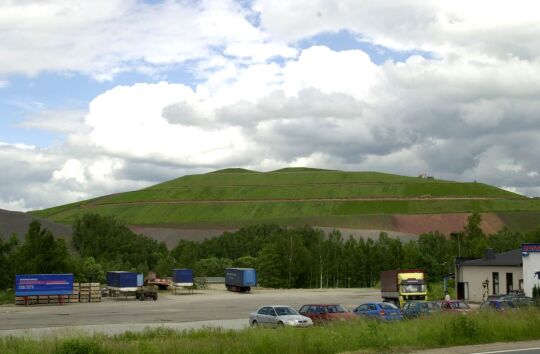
[249,305,313,328]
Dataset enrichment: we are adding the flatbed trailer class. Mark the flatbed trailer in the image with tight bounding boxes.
[107,285,158,300]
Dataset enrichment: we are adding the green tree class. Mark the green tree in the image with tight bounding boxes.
[458,213,488,258]
[194,257,232,277]
[257,243,285,288]
[233,256,257,269]
[488,227,524,252]
[171,240,201,269]
[77,257,105,283]
[73,214,167,270]
[15,221,70,274]
[0,234,18,289]
[416,232,452,279]
[154,254,177,277]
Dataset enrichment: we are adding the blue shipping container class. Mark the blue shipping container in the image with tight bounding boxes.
[15,274,74,296]
[106,271,140,288]
[173,269,193,284]
[225,268,257,287]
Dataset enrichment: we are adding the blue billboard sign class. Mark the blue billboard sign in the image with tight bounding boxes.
[15,274,74,296]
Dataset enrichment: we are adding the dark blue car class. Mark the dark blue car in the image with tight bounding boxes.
[401,301,441,318]
[479,299,516,311]
[353,302,403,320]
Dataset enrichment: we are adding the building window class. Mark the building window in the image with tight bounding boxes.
[493,272,499,294]
[506,273,513,293]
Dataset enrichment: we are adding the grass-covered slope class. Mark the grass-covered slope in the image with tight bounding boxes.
[31,169,540,228]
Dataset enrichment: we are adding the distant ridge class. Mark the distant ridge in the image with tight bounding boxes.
[0,208,71,242]
[270,167,336,173]
[30,168,540,241]
[208,168,257,174]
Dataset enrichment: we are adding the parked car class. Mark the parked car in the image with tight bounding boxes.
[479,299,516,311]
[401,301,441,318]
[507,296,536,308]
[440,300,471,312]
[494,294,536,308]
[249,305,313,328]
[353,302,403,320]
[299,304,356,323]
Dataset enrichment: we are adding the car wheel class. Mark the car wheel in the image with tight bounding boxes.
[277,322,284,328]
[251,320,258,327]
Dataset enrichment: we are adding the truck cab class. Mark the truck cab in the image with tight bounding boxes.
[381,269,427,307]
[399,272,427,301]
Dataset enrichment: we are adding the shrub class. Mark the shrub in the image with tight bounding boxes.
[58,338,105,354]
[450,315,479,339]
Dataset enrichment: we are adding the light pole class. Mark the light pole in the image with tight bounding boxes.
[451,232,461,258]
[441,261,450,275]
[441,261,451,296]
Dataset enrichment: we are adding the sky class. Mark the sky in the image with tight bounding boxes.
[1,0,540,211]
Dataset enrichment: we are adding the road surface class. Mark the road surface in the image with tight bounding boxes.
[0,288,379,337]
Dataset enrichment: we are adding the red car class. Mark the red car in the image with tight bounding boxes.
[299,304,356,323]
[440,300,472,312]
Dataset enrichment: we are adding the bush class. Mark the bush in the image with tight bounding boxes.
[0,289,14,305]
[58,338,105,354]
[450,315,479,339]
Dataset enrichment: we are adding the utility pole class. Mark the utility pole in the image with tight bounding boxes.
[288,234,293,288]
[458,234,461,257]
[451,232,461,258]
[320,255,323,289]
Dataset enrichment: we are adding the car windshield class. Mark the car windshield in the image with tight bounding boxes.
[326,305,347,313]
[381,303,398,310]
[275,307,298,316]
[400,284,426,293]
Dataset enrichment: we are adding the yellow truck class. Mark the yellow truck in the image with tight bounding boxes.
[381,269,427,308]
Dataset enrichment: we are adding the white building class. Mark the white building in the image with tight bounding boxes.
[455,249,523,303]
[521,243,540,297]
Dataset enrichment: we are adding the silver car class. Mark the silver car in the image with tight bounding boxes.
[249,305,313,328]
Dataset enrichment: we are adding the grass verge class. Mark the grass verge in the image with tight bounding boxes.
[0,290,14,305]
[1,310,540,353]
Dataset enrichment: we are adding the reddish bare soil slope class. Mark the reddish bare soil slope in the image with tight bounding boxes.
[129,213,506,248]
[391,213,504,235]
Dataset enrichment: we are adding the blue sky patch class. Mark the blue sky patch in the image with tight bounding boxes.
[296,29,432,65]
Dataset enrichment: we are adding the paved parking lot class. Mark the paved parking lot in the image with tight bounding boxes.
[0,288,381,336]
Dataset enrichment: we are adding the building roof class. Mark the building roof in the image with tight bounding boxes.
[460,249,522,267]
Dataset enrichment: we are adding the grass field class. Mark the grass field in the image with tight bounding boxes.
[2,310,540,353]
[30,169,540,230]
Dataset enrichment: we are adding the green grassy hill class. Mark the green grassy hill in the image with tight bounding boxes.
[30,169,540,233]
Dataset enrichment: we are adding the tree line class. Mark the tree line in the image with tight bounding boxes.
[1,213,540,290]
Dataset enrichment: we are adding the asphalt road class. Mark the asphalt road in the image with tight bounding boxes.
[0,288,380,336]
[410,341,540,354]
[4,289,539,354]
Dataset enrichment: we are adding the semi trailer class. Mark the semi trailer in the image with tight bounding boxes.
[225,268,256,292]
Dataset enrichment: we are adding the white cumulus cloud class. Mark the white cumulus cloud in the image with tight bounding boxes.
[2,0,540,211]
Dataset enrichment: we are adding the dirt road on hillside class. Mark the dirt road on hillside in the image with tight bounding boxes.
[84,196,501,208]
